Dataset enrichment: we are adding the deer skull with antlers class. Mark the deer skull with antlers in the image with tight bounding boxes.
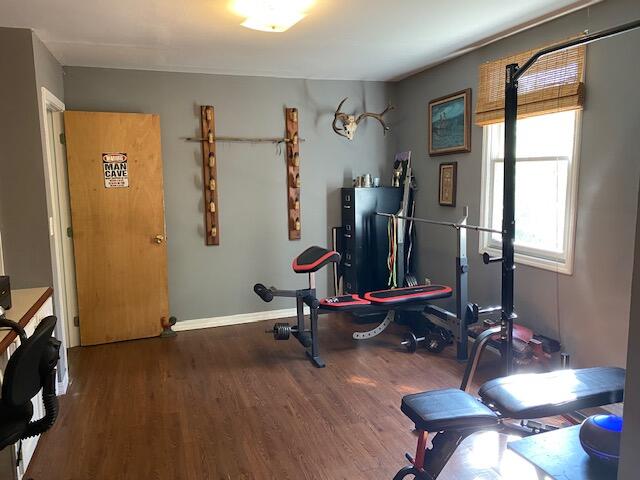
[332,98,394,140]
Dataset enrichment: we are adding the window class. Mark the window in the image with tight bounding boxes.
[480,110,581,274]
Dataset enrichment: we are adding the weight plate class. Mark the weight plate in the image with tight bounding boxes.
[402,332,418,353]
[273,322,292,340]
[425,333,446,353]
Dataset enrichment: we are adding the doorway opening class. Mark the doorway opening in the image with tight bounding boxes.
[41,88,79,393]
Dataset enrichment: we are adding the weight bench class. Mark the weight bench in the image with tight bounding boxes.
[319,285,453,312]
[254,246,453,367]
[393,366,625,479]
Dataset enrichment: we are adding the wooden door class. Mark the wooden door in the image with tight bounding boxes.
[64,111,168,345]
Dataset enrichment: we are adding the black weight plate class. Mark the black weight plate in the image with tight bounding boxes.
[402,332,418,353]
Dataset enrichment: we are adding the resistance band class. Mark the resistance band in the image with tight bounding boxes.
[387,216,398,288]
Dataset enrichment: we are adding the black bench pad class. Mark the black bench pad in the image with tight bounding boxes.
[401,388,499,432]
[319,295,371,310]
[363,285,452,305]
[479,367,625,419]
[292,246,341,273]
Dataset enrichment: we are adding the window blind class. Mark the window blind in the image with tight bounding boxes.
[475,38,586,126]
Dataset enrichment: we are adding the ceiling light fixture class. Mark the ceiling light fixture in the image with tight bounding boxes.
[231,0,315,33]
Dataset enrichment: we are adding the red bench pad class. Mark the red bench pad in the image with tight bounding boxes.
[363,285,452,305]
[319,295,371,310]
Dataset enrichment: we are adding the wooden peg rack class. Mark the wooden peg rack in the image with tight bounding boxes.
[189,105,302,244]
[200,106,219,245]
[286,107,301,240]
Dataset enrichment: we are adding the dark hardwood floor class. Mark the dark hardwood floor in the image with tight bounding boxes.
[26,314,497,480]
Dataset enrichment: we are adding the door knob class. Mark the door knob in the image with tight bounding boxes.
[154,235,165,244]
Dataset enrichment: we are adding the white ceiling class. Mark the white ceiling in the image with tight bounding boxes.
[0,0,597,81]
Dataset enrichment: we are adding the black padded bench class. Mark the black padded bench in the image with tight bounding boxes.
[402,388,499,432]
[402,367,624,433]
[394,367,625,480]
[319,285,453,312]
[478,366,625,419]
[292,246,341,273]
[319,294,371,310]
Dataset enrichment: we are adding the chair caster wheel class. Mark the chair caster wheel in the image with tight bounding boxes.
[392,465,420,480]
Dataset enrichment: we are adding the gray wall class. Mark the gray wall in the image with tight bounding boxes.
[392,0,640,367]
[63,68,392,320]
[33,31,65,181]
[33,32,65,102]
[0,28,56,288]
[619,175,640,479]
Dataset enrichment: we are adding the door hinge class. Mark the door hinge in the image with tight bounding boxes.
[67,227,73,238]
[73,316,80,327]
[59,132,66,145]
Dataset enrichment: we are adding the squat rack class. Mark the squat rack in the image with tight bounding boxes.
[501,18,640,374]
[382,18,640,375]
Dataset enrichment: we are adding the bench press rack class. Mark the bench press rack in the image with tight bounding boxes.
[375,207,502,362]
[254,208,506,367]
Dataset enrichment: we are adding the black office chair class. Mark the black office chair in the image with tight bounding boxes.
[0,311,60,450]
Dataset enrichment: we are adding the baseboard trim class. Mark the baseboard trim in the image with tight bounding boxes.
[174,307,309,332]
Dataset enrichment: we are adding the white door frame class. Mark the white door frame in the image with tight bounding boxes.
[41,87,78,393]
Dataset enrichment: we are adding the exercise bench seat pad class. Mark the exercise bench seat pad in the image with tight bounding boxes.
[478,367,626,419]
[401,388,499,432]
[320,295,371,310]
[363,285,452,305]
[292,246,341,273]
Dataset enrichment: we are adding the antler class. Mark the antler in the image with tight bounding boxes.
[356,104,395,135]
[332,97,352,139]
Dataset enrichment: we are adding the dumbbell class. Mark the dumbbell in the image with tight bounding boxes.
[424,331,449,353]
[401,329,452,354]
[265,322,313,348]
[266,322,297,340]
[401,332,424,353]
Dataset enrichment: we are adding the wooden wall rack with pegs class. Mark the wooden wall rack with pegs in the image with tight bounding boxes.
[186,106,303,243]
[200,105,219,245]
[286,107,301,240]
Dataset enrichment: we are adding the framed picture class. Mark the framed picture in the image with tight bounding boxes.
[428,89,471,156]
[439,162,457,207]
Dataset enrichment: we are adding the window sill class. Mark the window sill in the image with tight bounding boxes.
[481,245,573,275]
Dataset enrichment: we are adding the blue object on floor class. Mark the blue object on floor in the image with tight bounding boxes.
[579,414,623,466]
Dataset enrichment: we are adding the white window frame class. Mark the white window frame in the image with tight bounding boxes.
[479,110,582,275]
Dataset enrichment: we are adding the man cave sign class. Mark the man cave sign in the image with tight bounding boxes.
[102,152,129,188]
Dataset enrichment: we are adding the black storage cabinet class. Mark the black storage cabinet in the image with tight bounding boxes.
[341,187,402,295]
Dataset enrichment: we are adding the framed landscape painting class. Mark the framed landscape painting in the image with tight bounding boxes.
[428,89,471,156]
